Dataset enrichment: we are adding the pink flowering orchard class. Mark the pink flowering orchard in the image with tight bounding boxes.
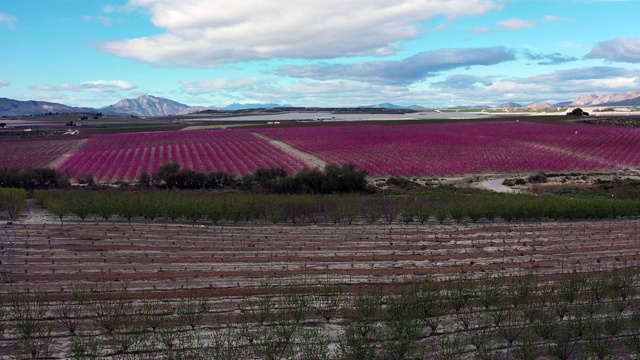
[57,129,308,181]
[53,121,640,181]
[256,121,640,177]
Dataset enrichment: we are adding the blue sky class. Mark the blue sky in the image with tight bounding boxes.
[1,0,640,108]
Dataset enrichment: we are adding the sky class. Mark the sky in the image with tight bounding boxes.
[1,0,640,109]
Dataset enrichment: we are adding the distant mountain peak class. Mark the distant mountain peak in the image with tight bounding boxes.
[524,101,553,109]
[102,95,193,116]
[493,102,522,108]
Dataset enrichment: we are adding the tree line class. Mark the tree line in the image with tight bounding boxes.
[149,162,370,194]
[0,167,68,189]
[34,189,640,225]
[1,163,370,195]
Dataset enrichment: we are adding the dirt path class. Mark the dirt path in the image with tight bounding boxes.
[252,132,327,170]
[46,138,89,169]
[20,199,58,224]
[478,178,515,193]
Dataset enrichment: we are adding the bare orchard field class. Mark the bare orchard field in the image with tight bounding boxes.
[3,217,640,358]
[3,218,640,295]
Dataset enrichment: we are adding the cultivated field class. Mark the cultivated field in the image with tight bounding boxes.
[0,137,87,170]
[4,219,640,296]
[55,129,310,181]
[2,116,640,358]
[256,121,640,177]
[3,216,640,358]
[2,119,640,183]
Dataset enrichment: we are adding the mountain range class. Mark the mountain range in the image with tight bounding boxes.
[572,90,640,107]
[1,90,640,117]
[0,97,97,116]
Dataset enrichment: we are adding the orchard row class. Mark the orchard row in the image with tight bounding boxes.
[34,189,640,225]
[4,268,640,359]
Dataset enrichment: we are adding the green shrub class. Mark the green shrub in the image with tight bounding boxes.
[0,187,27,221]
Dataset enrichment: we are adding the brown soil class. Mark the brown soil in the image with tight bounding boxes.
[3,219,639,299]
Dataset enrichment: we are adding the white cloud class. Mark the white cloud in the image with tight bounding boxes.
[497,18,537,31]
[376,44,404,56]
[182,77,422,107]
[19,93,75,103]
[432,75,493,89]
[181,66,640,108]
[275,80,419,106]
[82,80,135,92]
[559,41,583,49]
[180,78,264,94]
[488,15,566,33]
[473,26,492,34]
[509,66,640,94]
[572,0,633,2]
[543,15,569,22]
[32,80,136,93]
[98,0,502,66]
[178,65,640,107]
[0,12,17,29]
[281,80,378,95]
[481,76,640,102]
[585,38,640,63]
[0,79,10,87]
[82,15,112,26]
[278,47,515,85]
[427,65,640,105]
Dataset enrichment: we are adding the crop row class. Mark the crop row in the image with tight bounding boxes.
[56,129,309,181]
[34,189,640,225]
[256,121,640,176]
[4,268,640,359]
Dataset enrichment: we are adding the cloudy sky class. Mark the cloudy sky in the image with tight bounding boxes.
[1,0,640,108]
